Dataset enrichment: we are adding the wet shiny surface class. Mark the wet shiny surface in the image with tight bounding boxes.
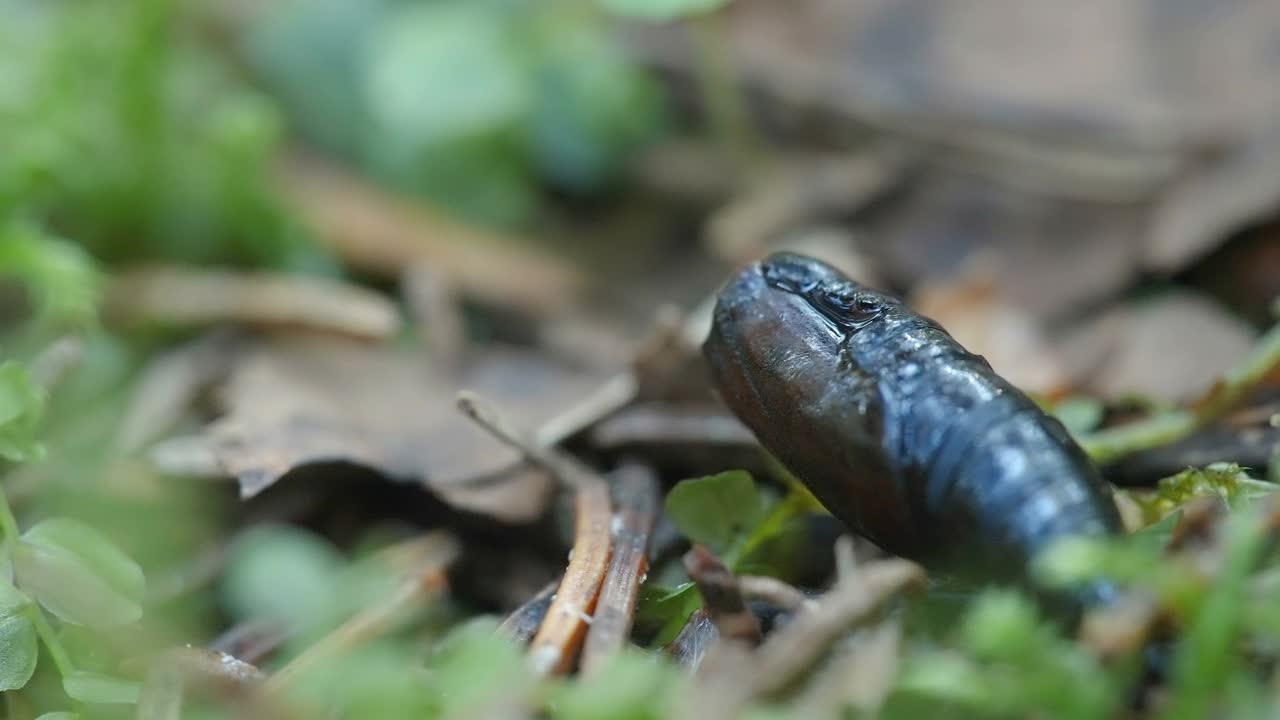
[704,252,1123,587]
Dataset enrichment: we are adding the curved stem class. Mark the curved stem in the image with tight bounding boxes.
[0,487,76,679]
[26,603,74,679]
[1081,320,1280,464]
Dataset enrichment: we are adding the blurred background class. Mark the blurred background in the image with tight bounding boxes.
[5,0,1280,393]
[3,0,1280,715]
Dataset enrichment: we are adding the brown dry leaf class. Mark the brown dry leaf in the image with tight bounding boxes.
[870,170,1145,319]
[706,148,910,264]
[118,331,244,452]
[276,151,581,313]
[635,0,1280,299]
[105,266,401,341]
[1080,291,1258,404]
[911,256,1069,394]
[203,334,610,522]
[1145,125,1280,272]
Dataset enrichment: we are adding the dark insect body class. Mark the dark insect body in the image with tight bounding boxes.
[703,252,1123,601]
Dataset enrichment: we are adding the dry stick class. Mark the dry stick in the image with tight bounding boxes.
[834,535,858,582]
[498,580,560,645]
[535,302,705,450]
[684,545,762,645]
[527,482,612,676]
[580,464,661,676]
[750,559,925,697]
[738,576,817,613]
[276,150,582,314]
[533,373,639,449]
[262,533,459,696]
[679,560,924,720]
[457,391,616,675]
[456,391,601,490]
[1082,320,1280,464]
[795,619,904,718]
[105,265,403,341]
[590,404,756,451]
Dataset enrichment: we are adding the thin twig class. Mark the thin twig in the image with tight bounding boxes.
[456,391,600,490]
[533,374,638,449]
[580,464,660,675]
[684,546,761,645]
[527,482,612,676]
[738,576,817,613]
[105,265,402,341]
[276,150,582,314]
[834,536,858,582]
[590,404,755,450]
[1082,321,1280,464]
[682,560,924,720]
[750,559,925,697]
[794,619,903,717]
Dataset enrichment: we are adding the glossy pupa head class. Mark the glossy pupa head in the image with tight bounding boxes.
[703,253,848,422]
[702,252,915,551]
[703,252,893,397]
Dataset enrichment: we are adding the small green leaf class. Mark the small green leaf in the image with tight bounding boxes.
[598,0,731,21]
[0,226,100,328]
[1156,463,1276,511]
[553,649,682,720]
[635,582,703,648]
[221,526,345,635]
[1167,506,1270,717]
[0,362,47,462]
[427,618,530,716]
[366,4,531,145]
[894,650,991,708]
[735,495,826,581]
[664,470,763,558]
[1129,509,1182,557]
[288,641,433,715]
[1034,537,1112,588]
[1051,396,1104,435]
[14,518,145,628]
[0,608,38,690]
[35,714,79,720]
[63,670,141,704]
[960,591,1042,659]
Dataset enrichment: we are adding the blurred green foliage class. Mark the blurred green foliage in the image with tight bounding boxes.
[247,0,666,227]
[0,0,326,269]
[0,363,47,462]
[600,0,731,22]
